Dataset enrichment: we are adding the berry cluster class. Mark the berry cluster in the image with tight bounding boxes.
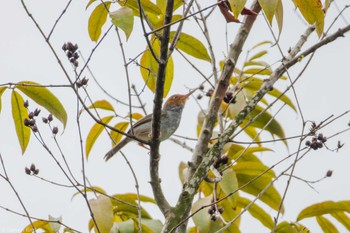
[207,205,224,221]
[25,163,39,175]
[223,91,237,104]
[23,101,40,132]
[203,88,236,104]
[42,114,59,135]
[213,155,229,169]
[76,76,89,88]
[305,133,327,150]
[62,42,79,68]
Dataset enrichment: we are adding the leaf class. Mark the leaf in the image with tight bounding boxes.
[233,162,275,178]
[11,91,30,154]
[88,2,111,42]
[178,161,187,184]
[275,221,298,233]
[16,81,67,128]
[87,99,115,112]
[244,79,296,111]
[48,215,62,232]
[110,121,129,146]
[169,32,211,62]
[331,212,350,231]
[0,86,7,113]
[219,169,239,207]
[110,7,134,40]
[71,186,107,200]
[316,216,339,233]
[22,220,53,233]
[250,41,272,50]
[118,0,161,16]
[228,0,247,19]
[86,0,96,9]
[156,0,183,13]
[86,116,114,158]
[258,0,278,24]
[297,201,350,221]
[237,174,283,213]
[292,0,324,37]
[140,39,174,97]
[89,195,114,233]
[275,0,283,34]
[238,197,274,229]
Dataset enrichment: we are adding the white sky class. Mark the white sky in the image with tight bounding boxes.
[1,0,350,232]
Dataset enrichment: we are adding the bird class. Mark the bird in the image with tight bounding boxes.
[104,89,196,161]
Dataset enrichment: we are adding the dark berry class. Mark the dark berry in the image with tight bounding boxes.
[25,167,31,175]
[48,114,53,122]
[52,126,59,135]
[206,89,214,97]
[34,108,41,116]
[305,140,311,146]
[33,169,39,175]
[199,84,204,91]
[31,125,38,132]
[28,112,34,119]
[24,118,31,127]
[326,170,333,177]
[30,164,36,171]
[24,100,29,108]
[197,94,203,100]
[42,117,48,123]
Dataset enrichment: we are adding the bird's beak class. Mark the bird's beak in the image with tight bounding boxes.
[184,88,197,98]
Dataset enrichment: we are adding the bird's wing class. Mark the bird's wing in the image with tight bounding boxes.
[129,111,168,138]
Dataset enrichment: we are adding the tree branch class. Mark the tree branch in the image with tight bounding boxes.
[149,0,175,217]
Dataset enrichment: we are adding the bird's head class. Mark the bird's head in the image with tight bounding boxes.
[163,89,196,110]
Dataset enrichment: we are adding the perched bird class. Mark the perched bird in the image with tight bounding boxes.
[104,89,196,161]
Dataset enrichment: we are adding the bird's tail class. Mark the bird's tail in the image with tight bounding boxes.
[104,138,130,161]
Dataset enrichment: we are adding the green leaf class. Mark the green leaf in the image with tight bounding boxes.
[238,197,274,229]
[118,0,161,16]
[297,201,350,221]
[275,221,298,233]
[292,0,324,37]
[233,162,275,178]
[0,86,7,113]
[89,195,114,233]
[242,105,286,142]
[87,99,115,112]
[16,81,67,128]
[244,79,296,111]
[219,169,239,207]
[228,0,247,19]
[86,116,114,158]
[110,121,129,146]
[331,212,350,231]
[110,7,134,40]
[237,174,283,213]
[316,216,339,233]
[11,91,30,154]
[169,32,211,62]
[156,0,183,13]
[140,39,174,97]
[258,0,278,25]
[88,2,111,42]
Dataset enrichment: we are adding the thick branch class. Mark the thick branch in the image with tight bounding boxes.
[149,0,175,217]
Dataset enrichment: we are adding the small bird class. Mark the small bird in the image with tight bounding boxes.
[104,89,196,161]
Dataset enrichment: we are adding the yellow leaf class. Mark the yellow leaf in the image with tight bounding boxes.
[89,195,114,233]
[88,2,111,42]
[169,32,211,62]
[118,0,161,16]
[140,39,174,97]
[316,216,339,233]
[22,220,52,233]
[297,201,350,221]
[228,0,247,19]
[86,116,114,158]
[110,7,134,40]
[258,0,278,25]
[110,122,129,146]
[16,81,67,128]
[292,0,324,37]
[87,99,115,112]
[0,86,7,113]
[275,0,283,34]
[11,91,30,154]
